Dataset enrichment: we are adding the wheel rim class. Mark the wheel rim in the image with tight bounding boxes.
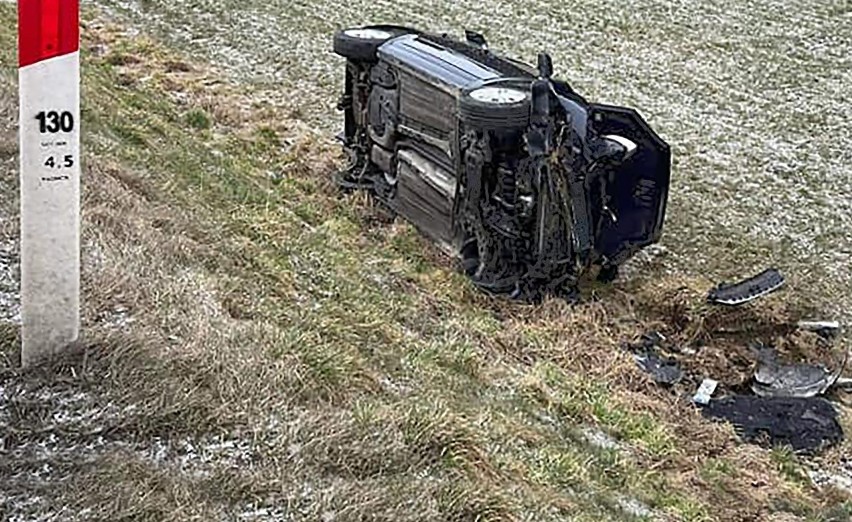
[469,86,527,104]
[344,28,393,40]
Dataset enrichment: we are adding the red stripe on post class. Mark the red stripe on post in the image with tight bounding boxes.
[40,0,61,57]
[18,0,79,68]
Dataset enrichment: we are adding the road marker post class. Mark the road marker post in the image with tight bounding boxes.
[18,0,81,367]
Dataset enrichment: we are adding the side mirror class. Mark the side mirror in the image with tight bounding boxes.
[537,52,553,79]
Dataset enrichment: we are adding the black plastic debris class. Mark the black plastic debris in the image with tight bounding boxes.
[625,332,683,385]
[752,350,847,398]
[634,352,683,385]
[707,268,785,306]
[702,395,843,452]
[622,331,666,353]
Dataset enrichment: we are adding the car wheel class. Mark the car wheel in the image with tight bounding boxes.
[333,26,415,62]
[459,82,532,129]
[459,233,481,277]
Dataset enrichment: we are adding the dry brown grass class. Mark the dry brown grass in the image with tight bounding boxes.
[0,6,850,522]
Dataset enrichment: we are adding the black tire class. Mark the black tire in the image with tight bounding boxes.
[333,26,416,62]
[459,80,532,130]
[459,233,481,277]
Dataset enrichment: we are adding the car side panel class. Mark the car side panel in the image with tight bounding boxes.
[395,149,457,247]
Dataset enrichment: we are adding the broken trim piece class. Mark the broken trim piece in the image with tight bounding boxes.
[707,268,785,306]
[752,351,849,398]
[634,352,683,385]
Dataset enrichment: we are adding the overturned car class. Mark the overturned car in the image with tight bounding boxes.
[333,26,670,300]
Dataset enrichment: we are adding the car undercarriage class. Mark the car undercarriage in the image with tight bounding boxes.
[333,26,670,301]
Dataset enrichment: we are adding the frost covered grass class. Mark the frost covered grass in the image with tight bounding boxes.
[96,0,852,326]
[0,82,16,325]
[1,3,851,521]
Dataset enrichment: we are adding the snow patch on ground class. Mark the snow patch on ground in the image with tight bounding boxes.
[580,426,621,451]
[0,237,19,325]
[0,378,126,521]
[616,495,653,518]
[139,434,260,477]
[810,459,852,496]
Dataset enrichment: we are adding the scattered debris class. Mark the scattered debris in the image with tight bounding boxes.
[702,395,843,452]
[797,320,841,339]
[752,350,847,398]
[641,330,666,346]
[707,268,785,306]
[692,378,719,406]
[622,331,664,352]
[634,352,683,385]
[625,331,683,385]
[625,306,848,453]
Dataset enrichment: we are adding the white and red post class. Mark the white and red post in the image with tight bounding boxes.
[18,0,80,366]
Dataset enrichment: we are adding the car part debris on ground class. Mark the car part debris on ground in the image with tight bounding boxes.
[634,351,683,385]
[707,268,785,306]
[625,280,848,453]
[752,349,848,399]
[333,26,670,301]
[692,378,719,406]
[624,332,684,385]
[702,396,843,453]
[797,320,841,339]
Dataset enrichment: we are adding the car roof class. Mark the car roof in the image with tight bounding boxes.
[378,34,500,90]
